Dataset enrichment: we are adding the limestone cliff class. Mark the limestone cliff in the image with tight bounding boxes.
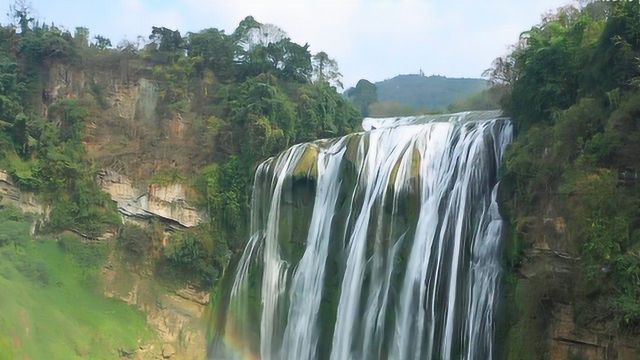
[26,61,212,358]
[97,170,204,229]
[0,171,49,240]
[43,60,207,181]
[1,168,208,359]
[102,254,208,360]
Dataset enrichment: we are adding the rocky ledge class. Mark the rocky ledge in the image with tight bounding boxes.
[97,170,204,228]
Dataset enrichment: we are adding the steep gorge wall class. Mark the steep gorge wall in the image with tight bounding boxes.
[102,254,209,360]
[45,61,202,180]
[36,62,211,359]
[502,196,640,359]
[41,61,206,227]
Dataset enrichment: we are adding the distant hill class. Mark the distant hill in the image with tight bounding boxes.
[374,74,488,111]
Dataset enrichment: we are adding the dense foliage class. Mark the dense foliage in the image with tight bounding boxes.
[161,224,230,288]
[0,6,360,287]
[495,1,640,335]
[140,17,360,279]
[0,16,121,237]
[345,79,378,116]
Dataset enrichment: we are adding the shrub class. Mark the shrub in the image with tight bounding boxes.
[117,223,153,260]
[57,234,107,269]
[163,230,219,287]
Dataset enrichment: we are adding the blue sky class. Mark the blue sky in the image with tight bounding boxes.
[1,0,576,87]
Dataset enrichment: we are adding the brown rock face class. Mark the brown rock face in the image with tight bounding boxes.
[504,203,640,359]
[0,170,46,217]
[102,257,208,360]
[549,304,637,360]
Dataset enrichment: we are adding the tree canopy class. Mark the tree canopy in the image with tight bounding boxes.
[0,6,360,283]
[494,1,640,336]
[345,79,378,117]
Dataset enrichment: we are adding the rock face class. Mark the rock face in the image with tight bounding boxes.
[505,209,640,359]
[0,170,46,217]
[549,304,638,359]
[102,257,208,360]
[97,170,203,228]
[43,61,206,213]
[44,61,199,181]
[17,61,209,358]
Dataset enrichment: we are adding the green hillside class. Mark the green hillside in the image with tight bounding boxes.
[375,74,488,111]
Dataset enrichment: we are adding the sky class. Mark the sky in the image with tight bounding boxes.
[1,0,577,88]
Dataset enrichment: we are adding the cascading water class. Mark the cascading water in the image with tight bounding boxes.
[211,111,513,360]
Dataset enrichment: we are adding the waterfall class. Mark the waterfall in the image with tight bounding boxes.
[211,111,513,360]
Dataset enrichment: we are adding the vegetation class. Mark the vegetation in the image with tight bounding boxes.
[40,99,122,237]
[491,1,640,343]
[0,205,154,359]
[358,74,487,114]
[2,0,640,357]
[137,17,360,282]
[0,8,122,237]
[345,79,378,116]
[345,74,489,116]
[161,224,230,288]
[0,3,360,289]
[367,101,424,117]
[116,223,154,262]
[447,86,505,112]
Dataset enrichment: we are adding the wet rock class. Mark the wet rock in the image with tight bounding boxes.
[291,144,319,180]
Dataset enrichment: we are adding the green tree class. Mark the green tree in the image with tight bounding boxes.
[345,79,377,116]
[73,27,89,48]
[148,26,184,64]
[187,28,237,80]
[92,35,111,50]
[117,223,153,259]
[163,229,223,287]
[312,51,343,89]
[232,16,262,43]
[10,0,34,34]
[0,58,24,124]
[501,1,640,330]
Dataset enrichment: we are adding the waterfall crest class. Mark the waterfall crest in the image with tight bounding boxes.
[212,111,513,360]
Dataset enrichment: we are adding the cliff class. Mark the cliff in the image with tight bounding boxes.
[0,59,211,358]
[97,169,204,229]
[502,203,640,359]
[102,253,209,360]
[0,169,46,218]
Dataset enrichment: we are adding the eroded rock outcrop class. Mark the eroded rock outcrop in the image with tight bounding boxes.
[0,170,46,218]
[98,170,204,228]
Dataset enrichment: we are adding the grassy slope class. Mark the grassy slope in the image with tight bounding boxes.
[0,207,154,360]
